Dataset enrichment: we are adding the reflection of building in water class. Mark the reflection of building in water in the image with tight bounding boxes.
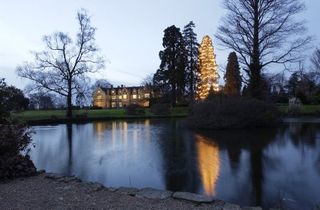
[195,134,220,196]
[94,120,152,149]
[94,122,112,141]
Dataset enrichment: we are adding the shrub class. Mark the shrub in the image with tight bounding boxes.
[186,96,281,129]
[0,122,36,180]
[150,103,171,115]
[125,104,145,115]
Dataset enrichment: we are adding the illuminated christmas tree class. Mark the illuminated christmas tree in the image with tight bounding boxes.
[196,35,219,100]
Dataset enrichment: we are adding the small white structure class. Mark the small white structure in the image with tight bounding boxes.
[288,97,302,113]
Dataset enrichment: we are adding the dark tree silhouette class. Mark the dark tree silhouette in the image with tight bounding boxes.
[311,48,320,72]
[28,92,55,110]
[287,72,300,96]
[153,25,187,106]
[17,9,104,118]
[224,52,242,96]
[0,79,29,118]
[183,21,199,101]
[216,0,311,99]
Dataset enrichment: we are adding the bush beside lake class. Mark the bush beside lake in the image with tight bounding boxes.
[186,96,281,129]
[0,122,36,180]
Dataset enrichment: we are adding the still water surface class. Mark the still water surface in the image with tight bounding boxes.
[30,119,320,209]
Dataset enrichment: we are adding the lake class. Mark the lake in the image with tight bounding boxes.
[30,119,320,209]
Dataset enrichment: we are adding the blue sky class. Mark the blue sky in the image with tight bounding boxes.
[0,0,319,89]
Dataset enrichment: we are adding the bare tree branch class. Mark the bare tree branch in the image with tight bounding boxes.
[17,9,105,117]
[215,0,311,98]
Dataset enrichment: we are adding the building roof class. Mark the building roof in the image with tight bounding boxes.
[98,85,148,95]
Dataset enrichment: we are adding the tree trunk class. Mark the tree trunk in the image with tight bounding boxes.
[249,0,263,99]
[66,80,72,118]
[171,82,176,107]
[190,56,195,102]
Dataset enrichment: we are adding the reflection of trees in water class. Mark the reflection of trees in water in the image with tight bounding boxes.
[288,123,317,147]
[196,128,277,206]
[317,155,320,175]
[63,123,73,175]
[195,134,220,196]
[157,120,200,193]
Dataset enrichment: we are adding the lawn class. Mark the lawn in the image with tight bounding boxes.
[12,105,320,123]
[277,104,320,114]
[12,107,190,122]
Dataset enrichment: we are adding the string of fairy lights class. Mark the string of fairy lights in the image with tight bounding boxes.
[196,35,220,100]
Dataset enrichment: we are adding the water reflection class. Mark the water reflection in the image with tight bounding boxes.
[195,134,220,196]
[30,120,320,210]
[157,120,200,193]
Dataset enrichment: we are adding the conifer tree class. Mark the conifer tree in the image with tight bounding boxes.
[153,25,187,106]
[196,35,219,100]
[183,21,199,101]
[224,52,241,96]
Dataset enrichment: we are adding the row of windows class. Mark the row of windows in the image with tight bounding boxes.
[111,93,150,100]
[111,102,122,108]
[111,89,141,94]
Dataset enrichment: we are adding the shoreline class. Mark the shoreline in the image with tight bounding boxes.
[17,114,320,126]
[0,172,265,210]
[22,115,187,126]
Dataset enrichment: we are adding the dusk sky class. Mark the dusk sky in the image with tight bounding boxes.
[0,0,319,89]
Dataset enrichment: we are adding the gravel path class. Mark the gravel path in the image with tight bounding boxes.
[0,174,232,210]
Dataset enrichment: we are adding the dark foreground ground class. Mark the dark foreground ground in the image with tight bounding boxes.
[0,173,266,210]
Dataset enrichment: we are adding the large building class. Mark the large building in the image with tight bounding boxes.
[93,85,151,109]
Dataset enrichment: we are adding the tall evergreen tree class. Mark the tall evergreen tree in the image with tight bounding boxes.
[183,21,199,101]
[224,52,241,96]
[196,35,219,100]
[153,25,187,106]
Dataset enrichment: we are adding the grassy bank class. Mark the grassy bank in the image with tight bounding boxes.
[12,104,320,124]
[12,107,189,123]
[278,104,320,115]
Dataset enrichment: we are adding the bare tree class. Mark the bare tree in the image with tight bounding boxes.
[17,9,104,117]
[216,0,311,99]
[141,74,154,88]
[311,48,320,72]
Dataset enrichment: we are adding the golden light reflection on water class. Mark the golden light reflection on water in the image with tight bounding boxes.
[195,134,220,197]
[94,120,151,149]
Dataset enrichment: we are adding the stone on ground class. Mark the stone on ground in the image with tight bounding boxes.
[116,187,139,196]
[135,188,172,199]
[172,191,214,203]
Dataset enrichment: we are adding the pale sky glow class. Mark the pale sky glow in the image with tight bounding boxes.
[0,0,319,89]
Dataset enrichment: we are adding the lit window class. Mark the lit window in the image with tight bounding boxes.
[112,96,116,100]
[97,95,102,100]
[118,95,122,99]
[132,94,137,99]
[119,102,122,107]
[111,102,116,108]
[123,94,127,99]
[144,93,150,98]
